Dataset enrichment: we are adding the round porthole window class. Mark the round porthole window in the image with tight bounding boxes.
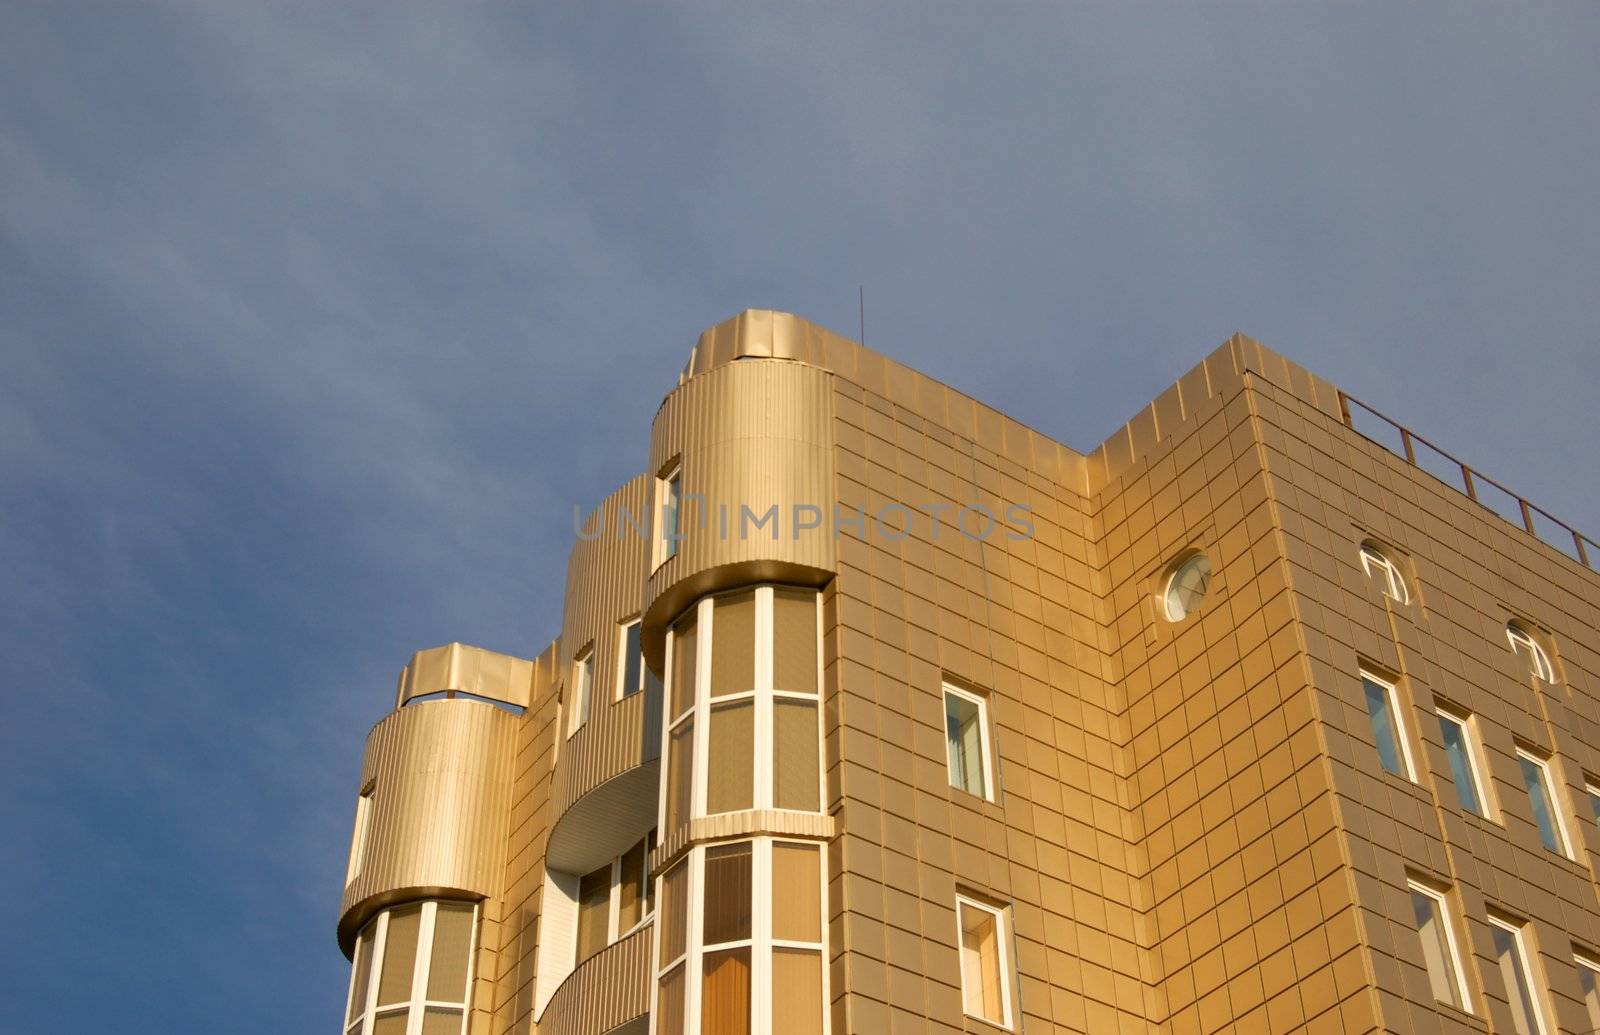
[1163,554,1212,622]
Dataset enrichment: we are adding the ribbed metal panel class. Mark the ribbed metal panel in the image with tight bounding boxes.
[556,475,657,819]
[540,921,653,1035]
[338,698,518,951]
[642,359,838,662]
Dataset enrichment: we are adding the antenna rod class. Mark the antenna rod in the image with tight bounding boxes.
[859,285,865,346]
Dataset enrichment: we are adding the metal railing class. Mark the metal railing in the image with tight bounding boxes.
[1337,391,1597,571]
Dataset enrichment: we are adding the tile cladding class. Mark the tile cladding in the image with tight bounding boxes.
[337,310,1600,1035]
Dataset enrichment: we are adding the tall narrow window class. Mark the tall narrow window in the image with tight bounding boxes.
[346,784,375,886]
[1406,880,1470,1011]
[945,684,994,800]
[568,648,593,736]
[617,618,653,699]
[956,896,1013,1028]
[345,901,477,1035]
[658,465,683,565]
[1489,915,1547,1035]
[1361,670,1415,780]
[702,843,753,1035]
[773,588,821,812]
[1575,952,1600,1034]
[576,863,611,962]
[1359,543,1410,604]
[617,832,653,933]
[1437,708,1490,817]
[1517,748,1570,857]
[1507,624,1555,683]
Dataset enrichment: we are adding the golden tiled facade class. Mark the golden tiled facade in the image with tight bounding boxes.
[334,310,1600,1035]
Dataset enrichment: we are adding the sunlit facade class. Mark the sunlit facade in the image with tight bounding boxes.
[335,310,1600,1034]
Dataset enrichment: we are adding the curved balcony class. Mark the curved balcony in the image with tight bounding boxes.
[337,697,518,953]
[539,921,653,1035]
[641,353,838,670]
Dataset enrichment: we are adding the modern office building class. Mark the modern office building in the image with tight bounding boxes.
[334,309,1600,1035]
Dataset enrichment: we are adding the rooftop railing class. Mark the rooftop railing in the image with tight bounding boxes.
[1337,391,1597,572]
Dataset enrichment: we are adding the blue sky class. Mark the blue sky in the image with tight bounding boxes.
[2,3,1597,1031]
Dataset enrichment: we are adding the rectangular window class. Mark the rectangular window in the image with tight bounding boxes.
[576,863,612,962]
[1361,670,1415,780]
[1576,952,1600,1035]
[944,684,994,800]
[1584,781,1600,826]
[568,649,593,736]
[1516,748,1570,857]
[1489,915,1547,1035]
[346,785,374,886]
[617,619,645,699]
[1437,708,1489,817]
[956,896,1013,1028]
[658,465,682,565]
[1406,880,1470,1011]
[617,834,649,933]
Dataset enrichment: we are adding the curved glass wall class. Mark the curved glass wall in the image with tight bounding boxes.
[655,585,828,1035]
[345,900,477,1035]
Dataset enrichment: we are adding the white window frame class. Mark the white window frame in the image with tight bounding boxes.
[1488,913,1550,1035]
[955,894,1016,1030]
[1360,669,1418,782]
[1404,879,1472,1013]
[1573,951,1600,1032]
[650,838,830,1035]
[346,782,375,886]
[1359,543,1411,604]
[943,682,997,802]
[616,616,646,701]
[1585,781,1600,826]
[1515,746,1573,858]
[1436,706,1494,820]
[658,586,826,828]
[568,647,593,737]
[1507,624,1555,683]
[1162,553,1211,622]
[345,900,480,1035]
[655,463,683,568]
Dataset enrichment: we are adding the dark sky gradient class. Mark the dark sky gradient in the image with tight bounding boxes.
[3,4,1597,1031]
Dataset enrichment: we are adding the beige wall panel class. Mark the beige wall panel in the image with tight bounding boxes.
[339,699,519,951]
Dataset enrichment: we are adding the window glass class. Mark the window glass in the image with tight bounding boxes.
[426,904,474,1001]
[420,1009,463,1035]
[348,926,376,1026]
[1587,784,1600,825]
[661,471,681,562]
[372,1014,409,1035]
[659,860,688,967]
[347,789,374,886]
[1408,885,1465,1009]
[621,620,644,698]
[945,688,989,799]
[657,963,686,1035]
[671,613,697,720]
[1362,675,1408,777]
[702,842,753,946]
[1576,955,1600,1035]
[1519,753,1567,855]
[773,699,820,811]
[701,947,751,1035]
[1360,545,1410,603]
[1163,554,1211,621]
[1438,712,1485,816]
[569,652,592,734]
[1491,920,1544,1035]
[378,906,421,1006]
[618,835,648,932]
[773,589,819,695]
[772,842,822,942]
[707,701,755,814]
[666,719,694,830]
[771,948,823,1035]
[710,592,755,698]
[958,900,1007,1025]
[576,864,611,961]
[1508,625,1555,682]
